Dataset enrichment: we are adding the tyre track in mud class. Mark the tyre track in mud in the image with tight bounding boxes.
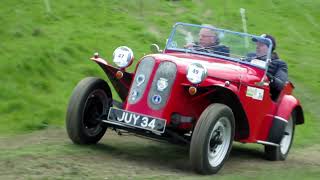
[0,128,319,179]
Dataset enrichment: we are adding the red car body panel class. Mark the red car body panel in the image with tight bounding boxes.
[92,49,302,144]
[91,57,134,101]
[276,94,301,121]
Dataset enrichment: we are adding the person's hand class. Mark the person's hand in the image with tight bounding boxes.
[267,60,277,82]
[266,71,273,82]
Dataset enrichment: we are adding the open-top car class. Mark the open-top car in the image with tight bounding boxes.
[66,22,304,174]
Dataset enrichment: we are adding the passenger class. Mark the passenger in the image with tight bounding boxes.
[252,34,288,100]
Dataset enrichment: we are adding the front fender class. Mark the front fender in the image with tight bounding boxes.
[181,76,240,93]
[201,77,239,92]
[91,56,134,101]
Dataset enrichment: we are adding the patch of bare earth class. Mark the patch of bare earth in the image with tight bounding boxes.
[0,128,319,179]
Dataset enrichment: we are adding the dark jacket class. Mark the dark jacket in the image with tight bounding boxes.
[247,52,288,99]
[210,45,230,56]
[268,58,288,99]
[194,43,230,56]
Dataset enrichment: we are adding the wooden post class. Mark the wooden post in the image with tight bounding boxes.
[43,0,51,14]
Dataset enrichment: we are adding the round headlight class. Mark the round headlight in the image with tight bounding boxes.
[113,46,134,68]
[186,63,208,84]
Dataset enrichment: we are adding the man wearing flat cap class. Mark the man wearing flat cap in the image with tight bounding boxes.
[251,34,288,100]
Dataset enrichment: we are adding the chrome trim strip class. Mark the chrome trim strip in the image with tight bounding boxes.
[274,116,288,123]
[257,140,280,147]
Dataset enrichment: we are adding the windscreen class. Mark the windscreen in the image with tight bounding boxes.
[166,23,273,69]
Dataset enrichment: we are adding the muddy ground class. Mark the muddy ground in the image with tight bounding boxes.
[0,128,319,180]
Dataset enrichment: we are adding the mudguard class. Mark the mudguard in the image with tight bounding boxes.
[181,75,240,93]
[275,94,303,123]
[182,79,250,140]
[267,94,304,143]
[91,56,134,101]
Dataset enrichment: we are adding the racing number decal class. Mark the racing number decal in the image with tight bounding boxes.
[193,68,199,74]
[246,86,264,100]
[113,48,129,65]
[187,65,204,83]
[118,53,125,58]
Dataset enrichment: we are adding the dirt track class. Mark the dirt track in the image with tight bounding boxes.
[0,128,319,179]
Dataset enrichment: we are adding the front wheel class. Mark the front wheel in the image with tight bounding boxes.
[265,112,296,160]
[66,77,112,145]
[190,104,235,174]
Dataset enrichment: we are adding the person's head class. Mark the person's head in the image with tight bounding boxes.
[199,25,218,47]
[253,34,276,57]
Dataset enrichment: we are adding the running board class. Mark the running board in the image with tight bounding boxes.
[257,140,280,147]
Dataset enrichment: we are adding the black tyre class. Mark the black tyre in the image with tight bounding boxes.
[190,103,235,174]
[66,77,112,144]
[265,111,296,160]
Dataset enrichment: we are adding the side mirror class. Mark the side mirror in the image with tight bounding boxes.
[150,44,162,53]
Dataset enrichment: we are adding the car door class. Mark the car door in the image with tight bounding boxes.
[238,67,277,142]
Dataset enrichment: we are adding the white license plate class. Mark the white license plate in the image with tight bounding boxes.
[105,107,166,133]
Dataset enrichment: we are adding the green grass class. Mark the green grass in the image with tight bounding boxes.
[0,0,319,148]
[1,2,320,179]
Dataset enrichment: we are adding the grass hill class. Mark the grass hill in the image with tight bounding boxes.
[0,0,319,147]
[1,1,320,179]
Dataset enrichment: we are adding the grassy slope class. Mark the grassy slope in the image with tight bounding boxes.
[0,0,319,145]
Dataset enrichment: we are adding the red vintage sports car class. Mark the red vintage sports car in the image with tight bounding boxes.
[66,22,304,174]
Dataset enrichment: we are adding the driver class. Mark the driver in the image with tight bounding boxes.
[186,25,230,56]
[252,34,288,100]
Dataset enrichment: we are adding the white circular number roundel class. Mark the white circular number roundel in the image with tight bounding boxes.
[186,63,207,84]
[113,46,134,68]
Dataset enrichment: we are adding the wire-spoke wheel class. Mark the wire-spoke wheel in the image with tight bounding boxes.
[190,103,235,174]
[66,77,112,144]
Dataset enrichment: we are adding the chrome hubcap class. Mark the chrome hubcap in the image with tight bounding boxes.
[208,117,231,167]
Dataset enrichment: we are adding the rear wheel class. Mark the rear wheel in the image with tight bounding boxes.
[190,104,235,174]
[265,112,296,160]
[66,77,112,144]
